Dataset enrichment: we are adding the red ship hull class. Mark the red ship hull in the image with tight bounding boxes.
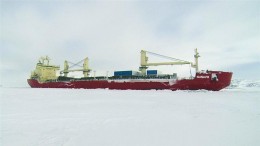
[28,71,232,91]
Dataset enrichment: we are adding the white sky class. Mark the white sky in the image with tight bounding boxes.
[0,0,260,87]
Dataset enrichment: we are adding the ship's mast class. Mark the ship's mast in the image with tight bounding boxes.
[191,48,200,72]
[63,60,69,77]
[139,50,149,75]
[83,58,90,77]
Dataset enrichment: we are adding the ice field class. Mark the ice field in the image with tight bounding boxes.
[1,80,260,146]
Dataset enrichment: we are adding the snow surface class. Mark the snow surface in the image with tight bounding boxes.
[1,80,260,146]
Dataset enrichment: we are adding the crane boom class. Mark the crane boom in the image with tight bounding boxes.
[146,61,191,66]
[145,50,189,62]
[139,49,200,75]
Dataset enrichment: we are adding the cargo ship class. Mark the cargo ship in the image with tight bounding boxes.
[27,49,232,91]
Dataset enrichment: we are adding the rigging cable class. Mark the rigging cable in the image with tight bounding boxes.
[145,50,190,62]
[68,58,85,69]
[67,61,83,68]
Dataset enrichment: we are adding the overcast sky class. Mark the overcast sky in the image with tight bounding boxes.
[1,0,259,87]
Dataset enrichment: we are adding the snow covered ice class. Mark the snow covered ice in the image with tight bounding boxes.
[1,80,260,146]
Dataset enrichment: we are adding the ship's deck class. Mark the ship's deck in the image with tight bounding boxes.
[52,74,177,82]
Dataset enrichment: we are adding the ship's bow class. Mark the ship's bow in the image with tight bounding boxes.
[209,71,233,91]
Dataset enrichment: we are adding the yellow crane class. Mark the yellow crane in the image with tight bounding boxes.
[60,57,91,77]
[139,49,200,75]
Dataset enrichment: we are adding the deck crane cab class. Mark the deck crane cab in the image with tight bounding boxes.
[139,49,200,75]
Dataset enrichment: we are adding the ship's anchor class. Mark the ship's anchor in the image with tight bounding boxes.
[211,73,219,81]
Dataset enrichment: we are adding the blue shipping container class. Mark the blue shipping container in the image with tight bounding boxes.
[114,71,139,76]
[147,70,158,75]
